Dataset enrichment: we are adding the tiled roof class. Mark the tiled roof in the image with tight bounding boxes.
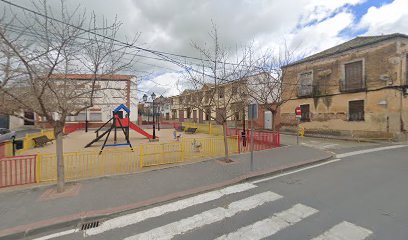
[50,74,134,81]
[285,33,408,67]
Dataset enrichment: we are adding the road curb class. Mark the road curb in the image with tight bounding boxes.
[0,154,333,240]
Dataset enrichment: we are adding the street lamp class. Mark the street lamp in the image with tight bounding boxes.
[142,93,157,140]
[157,95,164,131]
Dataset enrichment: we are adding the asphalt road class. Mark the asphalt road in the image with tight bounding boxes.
[29,143,408,240]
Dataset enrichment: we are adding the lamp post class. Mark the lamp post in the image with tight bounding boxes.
[157,95,164,131]
[143,93,156,139]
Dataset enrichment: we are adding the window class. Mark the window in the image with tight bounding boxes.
[24,112,35,125]
[205,107,211,121]
[344,60,363,91]
[218,87,225,98]
[75,112,86,121]
[300,104,310,122]
[232,86,238,96]
[349,100,364,121]
[90,112,102,121]
[179,96,184,105]
[298,71,313,97]
[406,54,408,84]
[186,108,191,119]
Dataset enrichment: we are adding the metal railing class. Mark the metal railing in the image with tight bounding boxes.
[36,136,239,183]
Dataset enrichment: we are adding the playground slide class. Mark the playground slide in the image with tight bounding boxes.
[129,122,154,139]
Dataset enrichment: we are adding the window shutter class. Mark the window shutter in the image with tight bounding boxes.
[345,61,363,90]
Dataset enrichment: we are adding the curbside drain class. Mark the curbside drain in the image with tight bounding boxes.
[80,221,100,230]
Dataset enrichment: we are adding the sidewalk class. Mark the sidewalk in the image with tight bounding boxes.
[0,145,332,239]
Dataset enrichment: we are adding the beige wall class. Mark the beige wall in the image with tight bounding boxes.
[281,38,408,139]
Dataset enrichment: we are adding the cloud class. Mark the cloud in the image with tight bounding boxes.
[357,0,408,35]
[2,0,379,97]
[138,72,186,97]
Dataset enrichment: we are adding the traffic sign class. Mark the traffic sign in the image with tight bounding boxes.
[295,106,302,119]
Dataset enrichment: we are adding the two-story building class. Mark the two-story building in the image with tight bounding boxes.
[280,33,408,140]
[1,74,138,129]
[169,75,281,130]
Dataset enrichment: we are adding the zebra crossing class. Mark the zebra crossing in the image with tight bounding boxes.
[34,181,374,240]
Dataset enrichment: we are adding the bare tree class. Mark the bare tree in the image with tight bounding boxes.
[0,0,138,192]
[246,45,299,130]
[182,23,254,162]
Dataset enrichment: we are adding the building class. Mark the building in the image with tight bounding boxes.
[1,74,138,129]
[280,33,408,140]
[169,75,280,130]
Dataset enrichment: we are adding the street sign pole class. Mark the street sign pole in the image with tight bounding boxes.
[248,103,258,171]
[295,106,302,145]
[250,117,254,171]
[296,118,299,145]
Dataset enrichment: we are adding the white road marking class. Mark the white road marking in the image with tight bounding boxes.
[251,159,342,184]
[123,191,282,240]
[214,203,318,240]
[85,183,256,236]
[311,221,373,240]
[336,145,407,158]
[32,229,78,240]
[321,144,339,149]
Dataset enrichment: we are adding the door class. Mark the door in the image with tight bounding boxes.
[264,111,273,129]
[0,115,9,129]
[193,110,197,123]
[179,110,184,122]
[198,110,204,123]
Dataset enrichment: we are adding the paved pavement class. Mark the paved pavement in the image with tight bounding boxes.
[0,144,332,239]
[280,134,386,154]
[29,144,408,240]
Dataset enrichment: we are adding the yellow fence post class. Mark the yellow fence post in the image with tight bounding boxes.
[181,140,184,162]
[162,144,166,163]
[209,123,212,135]
[139,145,144,168]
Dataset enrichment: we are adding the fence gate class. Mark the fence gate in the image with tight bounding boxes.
[0,155,36,188]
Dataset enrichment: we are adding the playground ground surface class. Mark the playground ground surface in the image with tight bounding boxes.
[22,128,214,155]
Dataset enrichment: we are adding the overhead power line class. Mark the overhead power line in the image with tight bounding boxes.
[0,0,250,68]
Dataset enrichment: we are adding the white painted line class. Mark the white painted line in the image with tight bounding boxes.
[123,191,282,240]
[311,221,373,240]
[85,183,257,236]
[32,229,78,240]
[336,145,407,158]
[214,204,318,240]
[251,159,342,184]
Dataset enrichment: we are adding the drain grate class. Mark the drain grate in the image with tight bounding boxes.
[80,221,100,230]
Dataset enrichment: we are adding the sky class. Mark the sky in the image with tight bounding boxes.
[3,0,408,98]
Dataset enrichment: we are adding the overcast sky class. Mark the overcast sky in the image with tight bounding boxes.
[3,0,408,98]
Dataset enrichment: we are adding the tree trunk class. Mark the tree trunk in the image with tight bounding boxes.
[54,121,65,193]
[222,121,230,162]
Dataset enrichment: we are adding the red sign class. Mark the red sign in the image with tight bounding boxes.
[295,106,302,118]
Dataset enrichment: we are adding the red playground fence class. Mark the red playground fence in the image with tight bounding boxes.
[0,155,37,188]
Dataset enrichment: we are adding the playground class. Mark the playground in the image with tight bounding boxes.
[22,104,213,155]
[0,103,280,188]
[22,128,212,155]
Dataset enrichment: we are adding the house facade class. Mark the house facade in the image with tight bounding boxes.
[280,33,408,140]
[2,74,138,130]
[169,77,280,130]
